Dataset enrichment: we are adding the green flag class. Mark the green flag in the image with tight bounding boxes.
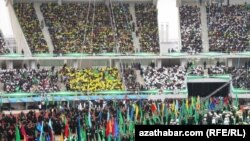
[98,132,101,141]
[119,110,124,125]
[81,128,86,141]
[15,126,20,141]
[15,86,20,92]
[108,135,111,141]
[42,135,46,141]
[234,93,239,110]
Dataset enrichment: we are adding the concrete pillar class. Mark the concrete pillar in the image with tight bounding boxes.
[200,5,209,52]
[227,59,233,67]
[104,0,109,6]
[115,60,120,69]
[73,60,78,69]
[109,59,112,67]
[180,59,187,67]
[58,0,62,6]
[30,60,36,69]
[6,60,13,69]
[156,59,162,68]
[64,59,67,65]
[153,0,158,6]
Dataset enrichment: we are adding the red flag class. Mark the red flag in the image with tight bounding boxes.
[106,120,110,136]
[64,119,69,138]
[21,125,28,141]
[50,130,54,141]
[112,119,115,136]
[151,103,157,113]
[224,97,229,105]
[106,120,112,136]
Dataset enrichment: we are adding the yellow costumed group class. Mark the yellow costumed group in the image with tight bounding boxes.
[61,67,124,92]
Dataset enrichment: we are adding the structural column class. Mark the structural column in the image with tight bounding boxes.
[30,60,36,69]
[58,0,62,5]
[156,59,162,68]
[73,60,78,69]
[227,59,233,67]
[115,60,120,69]
[180,59,187,67]
[153,0,158,6]
[64,59,67,65]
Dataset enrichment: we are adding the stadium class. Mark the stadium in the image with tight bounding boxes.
[0,0,250,140]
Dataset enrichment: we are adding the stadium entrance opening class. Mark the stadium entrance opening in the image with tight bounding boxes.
[188,82,229,97]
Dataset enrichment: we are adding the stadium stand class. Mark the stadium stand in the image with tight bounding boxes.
[207,4,250,52]
[0,68,59,93]
[113,3,135,54]
[41,3,93,54]
[232,67,250,90]
[14,3,49,54]
[122,67,141,91]
[179,5,202,54]
[142,66,187,90]
[0,31,10,55]
[135,3,159,53]
[41,3,135,54]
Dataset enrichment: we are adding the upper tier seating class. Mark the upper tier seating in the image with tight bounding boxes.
[207,4,250,52]
[179,5,202,54]
[14,3,49,54]
[135,3,159,53]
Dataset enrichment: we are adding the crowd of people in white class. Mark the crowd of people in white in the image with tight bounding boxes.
[142,66,187,90]
[0,68,59,93]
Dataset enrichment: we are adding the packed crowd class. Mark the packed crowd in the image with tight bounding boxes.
[14,3,49,54]
[0,97,247,141]
[188,66,204,76]
[142,66,187,90]
[135,3,159,53]
[179,5,202,54]
[207,4,250,52]
[231,67,250,90]
[113,3,134,54]
[0,68,59,93]
[208,66,226,75]
[0,31,10,55]
[41,2,135,54]
[14,2,160,54]
[122,68,138,91]
[41,3,94,54]
[208,61,228,75]
[60,67,124,92]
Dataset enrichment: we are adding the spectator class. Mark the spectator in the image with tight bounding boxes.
[180,5,202,54]
[0,31,10,55]
[143,65,186,90]
[207,4,250,53]
[135,3,159,53]
[14,3,49,54]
